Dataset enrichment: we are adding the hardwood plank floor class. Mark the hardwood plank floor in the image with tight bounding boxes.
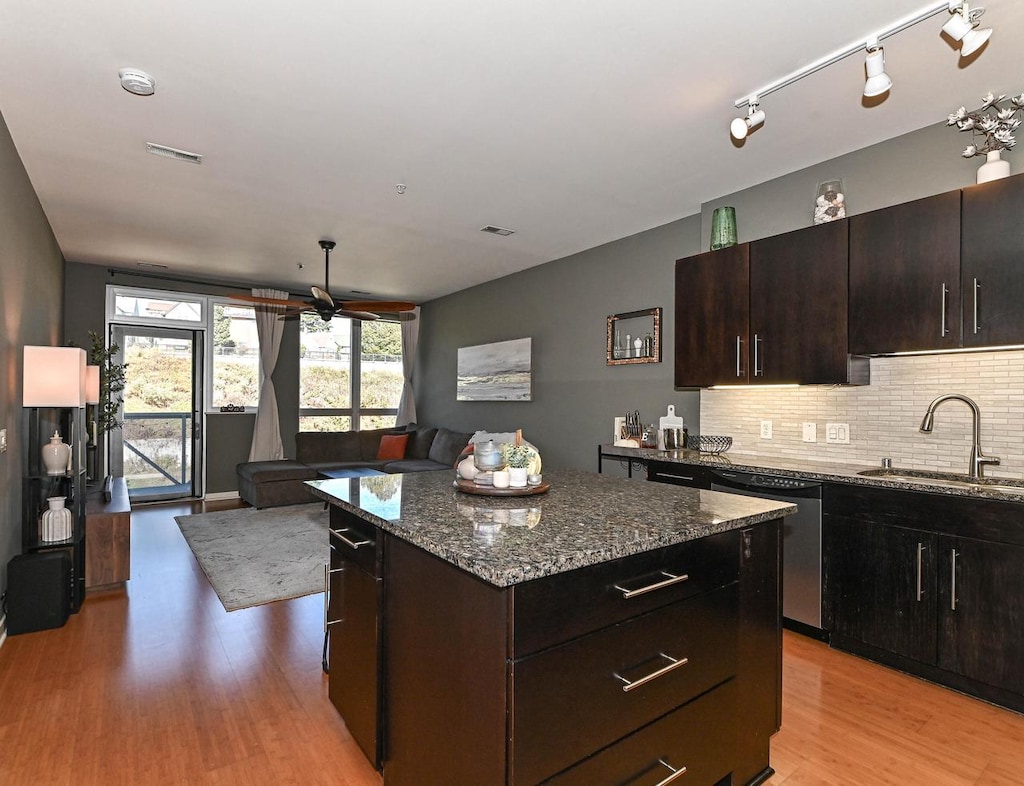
[1,501,1022,784]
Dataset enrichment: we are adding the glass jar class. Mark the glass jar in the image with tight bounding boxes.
[814,180,846,224]
[710,206,738,250]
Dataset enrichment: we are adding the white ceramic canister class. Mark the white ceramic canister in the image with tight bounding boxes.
[42,431,71,476]
[40,496,73,542]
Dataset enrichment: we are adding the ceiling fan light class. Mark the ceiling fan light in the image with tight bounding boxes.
[863,48,892,97]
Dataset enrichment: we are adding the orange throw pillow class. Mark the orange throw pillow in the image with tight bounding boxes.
[377,434,409,460]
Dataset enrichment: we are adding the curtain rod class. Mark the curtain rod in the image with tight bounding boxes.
[107,266,306,299]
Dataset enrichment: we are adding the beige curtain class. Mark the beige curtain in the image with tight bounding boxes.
[396,307,420,425]
[248,288,288,461]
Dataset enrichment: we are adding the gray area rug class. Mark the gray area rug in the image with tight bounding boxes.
[175,504,328,611]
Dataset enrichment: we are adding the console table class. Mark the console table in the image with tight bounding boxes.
[85,477,131,590]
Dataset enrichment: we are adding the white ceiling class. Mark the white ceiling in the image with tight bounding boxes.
[1,1,1023,303]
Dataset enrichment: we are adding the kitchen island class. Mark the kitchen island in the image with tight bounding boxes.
[310,468,794,786]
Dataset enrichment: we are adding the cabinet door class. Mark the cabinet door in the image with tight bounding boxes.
[328,547,382,769]
[828,517,937,664]
[937,537,1024,695]
[749,220,849,384]
[849,191,961,353]
[674,244,749,387]
[962,173,1024,347]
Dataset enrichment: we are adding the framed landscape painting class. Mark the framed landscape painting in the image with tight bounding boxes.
[457,338,532,401]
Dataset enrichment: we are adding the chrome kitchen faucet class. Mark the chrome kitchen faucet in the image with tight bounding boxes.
[919,393,1000,480]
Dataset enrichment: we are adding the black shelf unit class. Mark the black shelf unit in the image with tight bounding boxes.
[22,407,87,612]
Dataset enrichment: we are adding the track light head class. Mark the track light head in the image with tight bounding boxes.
[863,43,893,98]
[943,2,992,57]
[730,101,765,140]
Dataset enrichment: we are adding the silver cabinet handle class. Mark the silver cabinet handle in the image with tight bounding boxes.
[753,333,763,377]
[614,653,689,692]
[614,570,689,599]
[916,542,925,602]
[654,759,688,786]
[324,563,344,632]
[331,527,373,549]
[735,335,743,378]
[950,549,959,611]
[654,473,695,483]
[940,283,948,338]
[973,278,980,335]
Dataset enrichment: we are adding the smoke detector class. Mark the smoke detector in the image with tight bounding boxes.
[480,225,516,237]
[118,68,156,96]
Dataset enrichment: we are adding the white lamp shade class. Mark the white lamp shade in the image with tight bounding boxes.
[863,49,892,97]
[23,346,87,407]
[85,365,101,404]
[960,26,992,56]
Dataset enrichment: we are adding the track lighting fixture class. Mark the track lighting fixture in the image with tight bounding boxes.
[942,1,993,58]
[862,39,892,98]
[730,100,765,141]
[730,0,994,141]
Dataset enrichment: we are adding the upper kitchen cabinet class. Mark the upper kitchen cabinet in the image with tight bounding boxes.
[961,173,1024,348]
[849,191,962,354]
[674,244,749,387]
[675,220,864,387]
[749,220,852,384]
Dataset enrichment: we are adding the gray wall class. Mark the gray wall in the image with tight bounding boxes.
[0,109,65,596]
[414,119,997,474]
[63,263,301,493]
[417,216,703,474]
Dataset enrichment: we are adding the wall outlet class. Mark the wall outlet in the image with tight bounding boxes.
[802,422,817,443]
[826,422,851,444]
[0,428,6,453]
[759,420,773,439]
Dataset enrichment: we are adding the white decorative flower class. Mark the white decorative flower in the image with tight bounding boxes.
[980,92,1005,110]
[994,129,1016,146]
[962,144,977,158]
[957,117,976,131]
[949,91,1022,157]
[997,107,1017,121]
[947,107,967,125]
[978,115,999,132]
[1013,93,1024,108]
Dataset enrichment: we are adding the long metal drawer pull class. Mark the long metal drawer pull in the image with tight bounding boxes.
[655,473,695,483]
[940,283,948,337]
[753,333,763,377]
[614,570,689,599]
[915,542,925,602]
[973,278,980,334]
[323,563,345,632]
[654,759,688,785]
[331,527,373,549]
[615,653,688,692]
[735,335,743,378]
[950,549,959,611]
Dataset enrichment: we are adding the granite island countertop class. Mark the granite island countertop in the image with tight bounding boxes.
[601,444,1024,502]
[308,467,793,588]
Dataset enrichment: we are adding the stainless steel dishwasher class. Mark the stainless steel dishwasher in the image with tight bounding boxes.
[709,469,823,633]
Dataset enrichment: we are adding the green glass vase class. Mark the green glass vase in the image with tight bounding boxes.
[710,206,737,251]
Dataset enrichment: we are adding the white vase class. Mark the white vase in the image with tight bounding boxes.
[40,496,73,543]
[508,467,529,488]
[977,150,1011,184]
[42,431,71,476]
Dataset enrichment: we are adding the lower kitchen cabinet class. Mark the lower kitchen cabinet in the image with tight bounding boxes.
[824,483,1024,711]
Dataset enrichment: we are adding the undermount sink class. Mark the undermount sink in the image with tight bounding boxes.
[857,468,1024,494]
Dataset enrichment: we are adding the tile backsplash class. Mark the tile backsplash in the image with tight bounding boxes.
[700,350,1024,477]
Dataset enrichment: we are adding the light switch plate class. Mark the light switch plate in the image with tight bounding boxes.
[826,423,850,444]
[0,427,6,453]
[759,420,773,440]
[802,422,817,443]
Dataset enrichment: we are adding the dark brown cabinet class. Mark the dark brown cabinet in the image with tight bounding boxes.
[849,190,962,354]
[674,221,863,387]
[961,173,1024,347]
[824,482,1024,712]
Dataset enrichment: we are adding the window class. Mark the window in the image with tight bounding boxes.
[114,293,203,322]
[299,314,402,431]
[211,303,260,409]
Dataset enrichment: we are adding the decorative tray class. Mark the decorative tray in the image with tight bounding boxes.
[453,478,551,497]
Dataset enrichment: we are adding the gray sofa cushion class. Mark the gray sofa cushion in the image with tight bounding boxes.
[306,460,390,472]
[296,431,361,463]
[383,458,449,473]
[404,426,439,459]
[237,460,317,484]
[428,427,473,468]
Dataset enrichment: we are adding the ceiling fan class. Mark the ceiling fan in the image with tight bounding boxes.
[230,240,416,321]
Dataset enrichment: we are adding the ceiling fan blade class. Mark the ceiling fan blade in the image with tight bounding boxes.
[339,300,416,313]
[228,293,311,308]
[311,286,336,309]
[335,309,380,321]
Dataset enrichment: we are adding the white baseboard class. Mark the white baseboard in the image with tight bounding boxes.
[204,491,240,501]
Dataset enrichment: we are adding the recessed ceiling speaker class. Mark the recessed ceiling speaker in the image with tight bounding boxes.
[118,68,156,96]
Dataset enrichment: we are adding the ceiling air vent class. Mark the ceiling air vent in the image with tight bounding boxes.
[146,142,204,165]
[480,225,515,237]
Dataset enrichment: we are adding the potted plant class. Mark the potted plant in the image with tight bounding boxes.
[87,331,127,480]
[504,443,535,488]
[948,92,1024,183]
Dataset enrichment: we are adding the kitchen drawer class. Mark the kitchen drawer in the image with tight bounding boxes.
[647,460,716,489]
[330,506,382,576]
[513,529,739,657]
[543,679,737,786]
[511,584,738,785]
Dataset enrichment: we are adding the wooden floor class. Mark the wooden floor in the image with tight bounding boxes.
[1,501,1022,785]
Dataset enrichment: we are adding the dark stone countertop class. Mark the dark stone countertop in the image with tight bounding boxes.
[308,467,793,588]
[600,444,1024,502]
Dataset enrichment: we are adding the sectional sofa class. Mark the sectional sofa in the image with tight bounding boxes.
[236,425,473,508]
